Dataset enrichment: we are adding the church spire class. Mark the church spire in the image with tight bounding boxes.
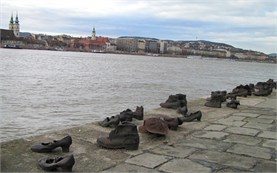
[15,12,19,24]
[10,13,14,24]
[9,13,14,30]
[91,26,96,40]
[92,26,96,34]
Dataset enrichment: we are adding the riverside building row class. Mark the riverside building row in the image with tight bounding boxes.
[0,14,269,61]
[0,26,169,54]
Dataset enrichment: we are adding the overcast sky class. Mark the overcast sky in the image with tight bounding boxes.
[0,0,276,53]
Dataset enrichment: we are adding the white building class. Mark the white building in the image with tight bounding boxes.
[159,40,167,54]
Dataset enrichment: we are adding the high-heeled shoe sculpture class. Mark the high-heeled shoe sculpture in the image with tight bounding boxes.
[31,135,72,153]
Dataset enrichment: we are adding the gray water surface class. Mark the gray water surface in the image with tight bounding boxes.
[0,48,276,142]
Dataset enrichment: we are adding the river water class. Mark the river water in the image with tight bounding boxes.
[0,48,276,142]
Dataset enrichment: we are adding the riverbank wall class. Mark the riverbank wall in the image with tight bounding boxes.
[1,91,276,172]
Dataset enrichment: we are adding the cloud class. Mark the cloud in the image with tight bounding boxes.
[1,0,276,53]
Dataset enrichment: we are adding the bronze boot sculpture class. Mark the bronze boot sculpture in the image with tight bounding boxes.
[205,93,222,108]
[226,98,240,109]
[160,94,187,109]
[38,154,75,172]
[97,122,139,150]
[132,106,144,120]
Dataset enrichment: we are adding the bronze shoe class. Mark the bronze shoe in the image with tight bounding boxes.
[178,111,202,123]
[38,154,75,172]
[31,135,72,153]
[97,122,139,150]
[99,115,120,127]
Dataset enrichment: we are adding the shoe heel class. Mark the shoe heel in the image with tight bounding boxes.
[61,165,73,172]
[62,145,70,152]
[197,115,202,121]
[125,144,138,150]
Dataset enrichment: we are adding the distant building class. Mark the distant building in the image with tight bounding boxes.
[0,29,16,40]
[145,40,159,53]
[167,45,182,55]
[159,40,167,54]
[0,29,23,47]
[9,12,20,37]
[78,37,110,51]
[70,27,110,51]
[137,39,146,53]
[116,38,138,52]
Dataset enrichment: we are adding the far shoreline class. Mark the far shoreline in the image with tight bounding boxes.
[1,47,276,64]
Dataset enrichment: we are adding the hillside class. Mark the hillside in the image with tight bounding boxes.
[268,53,277,58]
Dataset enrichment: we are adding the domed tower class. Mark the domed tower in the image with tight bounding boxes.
[13,12,20,37]
[91,26,96,40]
[9,13,14,30]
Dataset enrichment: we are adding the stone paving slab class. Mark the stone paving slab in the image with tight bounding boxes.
[266,125,277,132]
[192,131,229,140]
[180,121,209,131]
[149,145,197,158]
[227,144,272,159]
[257,115,277,120]
[232,112,260,118]
[216,116,247,127]
[125,153,171,169]
[258,131,277,139]
[261,111,277,116]
[241,106,274,111]
[158,159,211,173]
[138,131,175,151]
[215,167,252,173]
[101,163,160,173]
[124,149,144,156]
[262,139,277,150]
[222,116,246,121]
[204,124,227,131]
[216,120,247,127]
[243,117,274,124]
[254,160,277,173]
[255,98,277,109]
[224,127,260,136]
[201,109,238,122]
[223,134,262,146]
[243,122,276,131]
[189,150,257,170]
[240,109,272,114]
[240,107,276,115]
[239,97,266,106]
[176,136,232,151]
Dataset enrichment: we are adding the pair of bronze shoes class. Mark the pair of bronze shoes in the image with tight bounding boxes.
[99,106,144,127]
[164,111,202,130]
[30,135,75,172]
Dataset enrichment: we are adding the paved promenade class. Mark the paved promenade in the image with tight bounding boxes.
[1,91,276,172]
